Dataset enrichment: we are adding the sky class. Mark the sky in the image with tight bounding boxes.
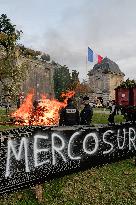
[1,0,136,81]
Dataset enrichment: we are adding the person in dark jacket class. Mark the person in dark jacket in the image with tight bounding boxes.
[17,97,20,109]
[59,98,80,126]
[108,100,116,125]
[80,96,93,125]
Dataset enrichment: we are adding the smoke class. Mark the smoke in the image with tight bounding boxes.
[35,0,136,80]
[2,0,136,80]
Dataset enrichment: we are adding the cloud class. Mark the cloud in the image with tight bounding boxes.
[1,0,136,80]
[118,56,136,80]
[36,0,136,80]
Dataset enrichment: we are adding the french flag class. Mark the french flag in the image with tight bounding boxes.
[88,47,103,64]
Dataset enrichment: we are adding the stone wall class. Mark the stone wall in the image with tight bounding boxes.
[89,72,109,104]
[0,47,55,100]
[109,74,123,100]
[88,72,124,104]
[18,56,54,99]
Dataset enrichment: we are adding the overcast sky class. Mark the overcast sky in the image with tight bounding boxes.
[1,0,136,80]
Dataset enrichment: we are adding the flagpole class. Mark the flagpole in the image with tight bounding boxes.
[86,55,88,77]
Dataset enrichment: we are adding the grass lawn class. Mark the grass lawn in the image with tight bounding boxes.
[0,159,135,205]
[0,108,19,131]
[0,110,135,205]
[0,108,125,131]
[0,109,8,123]
[92,113,125,124]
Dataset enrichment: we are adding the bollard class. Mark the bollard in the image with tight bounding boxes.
[33,184,44,203]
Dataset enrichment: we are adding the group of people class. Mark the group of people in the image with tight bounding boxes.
[59,96,93,126]
[16,92,117,126]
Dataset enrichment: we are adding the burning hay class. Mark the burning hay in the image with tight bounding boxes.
[11,90,75,126]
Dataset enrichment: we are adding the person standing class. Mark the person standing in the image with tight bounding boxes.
[59,98,80,126]
[19,92,25,105]
[108,100,116,125]
[80,96,93,125]
[17,96,20,108]
[5,96,11,114]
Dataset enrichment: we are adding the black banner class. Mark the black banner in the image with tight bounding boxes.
[0,123,136,194]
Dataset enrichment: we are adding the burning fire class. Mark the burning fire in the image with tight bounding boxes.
[11,90,75,126]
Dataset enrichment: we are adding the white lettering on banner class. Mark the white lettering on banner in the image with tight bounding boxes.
[34,135,50,167]
[52,133,66,165]
[66,109,76,113]
[4,126,136,177]
[103,130,114,154]
[129,127,136,150]
[117,129,126,149]
[5,137,29,177]
[83,133,99,155]
[68,132,81,160]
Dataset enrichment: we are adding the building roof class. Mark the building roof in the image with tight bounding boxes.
[88,57,125,76]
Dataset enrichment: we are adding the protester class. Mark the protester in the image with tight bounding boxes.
[19,92,25,105]
[80,96,93,125]
[108,100,116,125]
[17,97,20,108]
[33,98,39,110]
[59,98,80,126]
[5,96,11,114]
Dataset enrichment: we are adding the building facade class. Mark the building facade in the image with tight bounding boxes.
[18,56,54,99]
[88,57,125,104]
[0,46,55,106]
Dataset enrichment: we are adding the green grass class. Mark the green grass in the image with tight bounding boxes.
[92,113,125,124]
[0,125,20,131]
[0,110,135,205]
[0,109,8,122]
[0,110,125,131]
[0,108,12,123]
[0,108,19,131]
[0,159,135,205]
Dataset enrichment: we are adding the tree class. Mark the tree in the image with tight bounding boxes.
[118,78,136,88]
[0,14,21,53]
[41,53,50,62]
[51,60,57,65]
[53,64,87,99]
[53,65,71,99]
[0,14,28,99]
[75,80,90,96]
[68,70,80,90]
[19,44,41,59]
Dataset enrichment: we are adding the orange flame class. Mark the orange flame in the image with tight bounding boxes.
[11,90,75,126]
[61,90,75,104]
[11,90,34,125]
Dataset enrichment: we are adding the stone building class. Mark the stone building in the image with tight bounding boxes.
[19,56,54,99]
[0,46,55,105]
[88,57,125,104]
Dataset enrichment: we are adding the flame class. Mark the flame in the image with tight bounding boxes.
[61,90,75,104]
[11,90,75,126]
[11,90,34,125]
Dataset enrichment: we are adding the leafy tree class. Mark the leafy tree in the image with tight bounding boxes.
[53,65,85,99]
[19,44,41,59]
[53,65,71,99]
[75,80,90,96]
[0,14,28,99]
[117,78,136,88]
[53,62,90,99]
[69,70,80,90]
[51,60,57,65]
[41,53,50,61]
[0,14,21,53]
